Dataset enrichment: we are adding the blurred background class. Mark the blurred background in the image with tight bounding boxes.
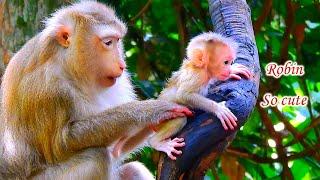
[0,0,319,179]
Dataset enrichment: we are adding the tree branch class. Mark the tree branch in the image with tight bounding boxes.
[173,0,188,59]
[253,0,272,34]
[279,0,296,64]
[157,0,260,179]
[226,141,320,164]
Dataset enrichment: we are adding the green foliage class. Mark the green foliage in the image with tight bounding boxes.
[100,0,320,179]
[5,0,320,179]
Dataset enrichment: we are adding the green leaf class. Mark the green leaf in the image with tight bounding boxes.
[291,159,311,179]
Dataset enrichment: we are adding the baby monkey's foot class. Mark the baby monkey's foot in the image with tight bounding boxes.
[153,138,185,160]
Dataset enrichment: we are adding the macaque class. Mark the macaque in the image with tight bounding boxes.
[0,1,192,179]
[148,32,252,160]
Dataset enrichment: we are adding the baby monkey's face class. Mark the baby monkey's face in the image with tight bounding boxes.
[206,42,234,81]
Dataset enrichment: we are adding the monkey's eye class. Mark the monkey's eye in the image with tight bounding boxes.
[224,60,229,65]
[104,40,113,46]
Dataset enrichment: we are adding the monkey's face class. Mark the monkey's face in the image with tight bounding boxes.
[88,19,127,88]
[77,21,127,89]
[51,6,128,89]
[207,44,234,81]
[91,35,126,88]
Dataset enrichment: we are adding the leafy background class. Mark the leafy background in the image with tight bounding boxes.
[0,0,319,179]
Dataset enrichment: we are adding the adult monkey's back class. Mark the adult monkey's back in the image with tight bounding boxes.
[158,0,260,179]
[0,1,190,179]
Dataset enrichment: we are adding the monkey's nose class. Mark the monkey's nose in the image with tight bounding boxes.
[119,61,126,71]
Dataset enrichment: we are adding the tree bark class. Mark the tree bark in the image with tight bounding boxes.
[157,0,260,179]
[0,0,68,76]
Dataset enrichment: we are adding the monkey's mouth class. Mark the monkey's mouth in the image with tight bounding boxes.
[107,76,117,83]
[106,75,121,83]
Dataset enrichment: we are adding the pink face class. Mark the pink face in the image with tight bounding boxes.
[91,36,126,88]
[206,43,235,81]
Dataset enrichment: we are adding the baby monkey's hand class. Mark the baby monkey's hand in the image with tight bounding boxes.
[229,63,253,80]
[213,101,237,130]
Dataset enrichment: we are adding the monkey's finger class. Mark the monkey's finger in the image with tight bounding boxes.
[231,118,237,127]
[173,142,185,147]
[160,112,185,123]
[172,138,184,142]
[171,107,193,116]
[218,115,228,130]
[239,68,252,79]
[222,114,234,130]
[171,140,185,147]
[172,149,183,155]
[225,108,237,121]
[227,113,237,127]
[174,112,187,118]
[230,112,238,121]
[241,69,252,79]
[248,70,254,79]
[234,69,249,79]
[225,110,237,122]
[230,74,241,80]
[167,152,177,160]
[225,111,237,126]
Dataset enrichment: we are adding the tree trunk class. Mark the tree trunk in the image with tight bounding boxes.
[0,0,68,76]
[157,0,260,179]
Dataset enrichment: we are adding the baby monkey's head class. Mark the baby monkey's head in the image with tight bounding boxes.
[186,32,238,81]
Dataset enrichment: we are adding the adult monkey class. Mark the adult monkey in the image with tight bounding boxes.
[0,1,191,179]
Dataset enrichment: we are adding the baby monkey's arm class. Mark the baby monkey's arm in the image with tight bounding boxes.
[176,91,237,130]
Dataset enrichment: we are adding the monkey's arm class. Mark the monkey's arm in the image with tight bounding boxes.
[176,92,218,113]
[177,91,237,130]
[63,100,190,151]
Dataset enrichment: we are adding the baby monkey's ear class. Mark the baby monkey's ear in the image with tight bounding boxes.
[191,49,209,68]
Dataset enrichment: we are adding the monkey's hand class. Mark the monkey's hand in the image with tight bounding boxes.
[150,138,185,160]
[213,101,237,130]
[229,63,253,80]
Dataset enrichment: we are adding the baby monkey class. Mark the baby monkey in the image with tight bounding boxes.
[149,32,252,160]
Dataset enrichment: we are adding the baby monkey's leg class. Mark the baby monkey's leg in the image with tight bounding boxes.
[112,136,128,158]
[149,117,187,160]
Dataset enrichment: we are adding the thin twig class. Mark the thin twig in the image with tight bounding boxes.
[258,106,293,179]
[129,0,152,23]
[226,141,320,164]
[253,0,272,34]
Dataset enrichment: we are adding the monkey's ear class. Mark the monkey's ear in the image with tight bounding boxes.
[191,49,206,68]
[56,26,71,48]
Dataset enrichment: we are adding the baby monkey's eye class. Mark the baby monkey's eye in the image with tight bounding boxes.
[224,60,229,65]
